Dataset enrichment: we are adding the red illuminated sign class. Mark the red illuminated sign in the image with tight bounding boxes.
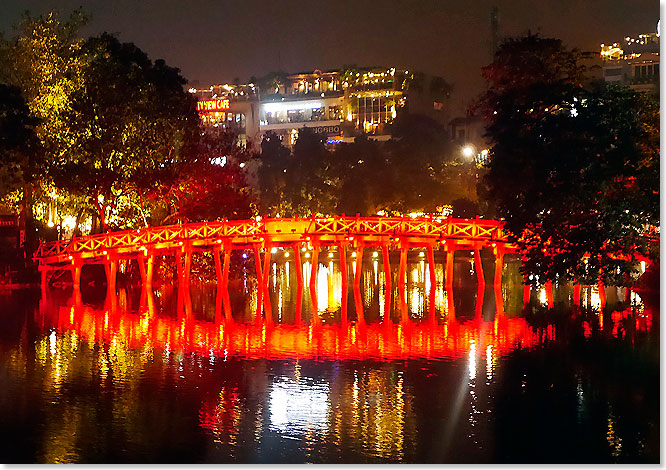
[197,99,231,113]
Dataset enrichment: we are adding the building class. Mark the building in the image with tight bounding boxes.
[600,22,660,93]
[449,115,489,164]
[189,66,414,149]
[191,83,261,148]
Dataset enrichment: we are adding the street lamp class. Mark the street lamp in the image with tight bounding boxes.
[462,145,476,160]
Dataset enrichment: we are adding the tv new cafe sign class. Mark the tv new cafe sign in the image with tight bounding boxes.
[197,99,231,113]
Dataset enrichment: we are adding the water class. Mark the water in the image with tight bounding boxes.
[0,253,659,463]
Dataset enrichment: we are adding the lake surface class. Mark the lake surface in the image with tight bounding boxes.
[0,253,659,463]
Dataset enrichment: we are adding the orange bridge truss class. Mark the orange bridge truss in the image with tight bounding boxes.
[34,216,517,320]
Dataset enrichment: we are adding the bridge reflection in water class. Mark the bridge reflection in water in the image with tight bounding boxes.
[30,264,653,463]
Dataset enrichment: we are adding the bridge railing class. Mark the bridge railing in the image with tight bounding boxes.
[33,216,509,263]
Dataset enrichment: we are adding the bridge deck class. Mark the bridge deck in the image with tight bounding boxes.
[33,216,515,267]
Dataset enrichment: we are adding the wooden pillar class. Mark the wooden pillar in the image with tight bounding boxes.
[214,246,223,285]
[145,284,155,317]
[145,254,154,286]
[494,283,504,316]
[310,242,320,320]
[183,246,192,286]
[40,267,49,292]
[176,252,183,286]
[398,243,408,322]
[104,283,117,313]
[624,286,631,303]
[108,258,117,292]
[426,245,436,291]
[523,282,531,306]
[222,243,232,320]
[474,248,485,287]
[426,244,436,322]
[253,244,263,318]
[339,243,348,324]
[262,243,272,321]
[215,284,223,324]
[493,245,504,286]
[71,259,82,291]
[138,254,147,283]
[598,281,607,306]
[183,281,193,319]
[292,243,303,323]
[445,249,454,289]
[573,284,581,306]
[382,243,392,319]
[545,281,554,308]
[353,243,364,323]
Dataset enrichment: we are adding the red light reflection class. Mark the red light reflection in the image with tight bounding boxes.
[40,303,541,362]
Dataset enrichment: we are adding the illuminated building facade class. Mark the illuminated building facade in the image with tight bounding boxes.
[190,83,261,148]
[449,115,489,164]
[600,22,660,94]
[190,66,412,149]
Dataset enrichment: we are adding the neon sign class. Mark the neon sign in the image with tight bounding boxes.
[197,99,231,113]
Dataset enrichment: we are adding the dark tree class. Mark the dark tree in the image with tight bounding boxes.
[0,84,40,198]
[332,135,397,215]
[146,128,256,224]
[52,33,200,231]
[257,131,290,215]
[478,34,659,286]
[384,113,451,213]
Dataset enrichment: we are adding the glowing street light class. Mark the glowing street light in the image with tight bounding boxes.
[462,145,476,160]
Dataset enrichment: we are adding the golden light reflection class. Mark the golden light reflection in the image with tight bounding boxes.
[39,302,544,363]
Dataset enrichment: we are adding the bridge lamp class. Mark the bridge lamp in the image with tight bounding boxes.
[304,253,311,259]
[328,252,334,258]
[372,251,379,258]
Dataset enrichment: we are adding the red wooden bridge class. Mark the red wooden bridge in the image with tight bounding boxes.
[34,216,516,319]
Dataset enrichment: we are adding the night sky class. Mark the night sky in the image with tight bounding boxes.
[1,0,660,115]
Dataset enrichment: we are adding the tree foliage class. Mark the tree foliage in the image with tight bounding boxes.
[0,84,40,198]
[146,128,256,223]
[49,32,200,231]
[257,114,472,217]
[478,34,659,286]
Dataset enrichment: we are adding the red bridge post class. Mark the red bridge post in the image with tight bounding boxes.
[310,241,320,322]
[339,242,348,324]
[545,281,554,308]
[474,245,485,288]
[70,256,82,291]
[104,252,118,293]
[382,242,392,321]
[222,242,232,320]
[426,244,436,322]
[292,243,303,324]
[445,243,455,290]
[398,242,408,322]
[353,242,365,323]
[493,244,504,286]
[573,284,581,306]
[253,243,263,319]
[262,241,273,322]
